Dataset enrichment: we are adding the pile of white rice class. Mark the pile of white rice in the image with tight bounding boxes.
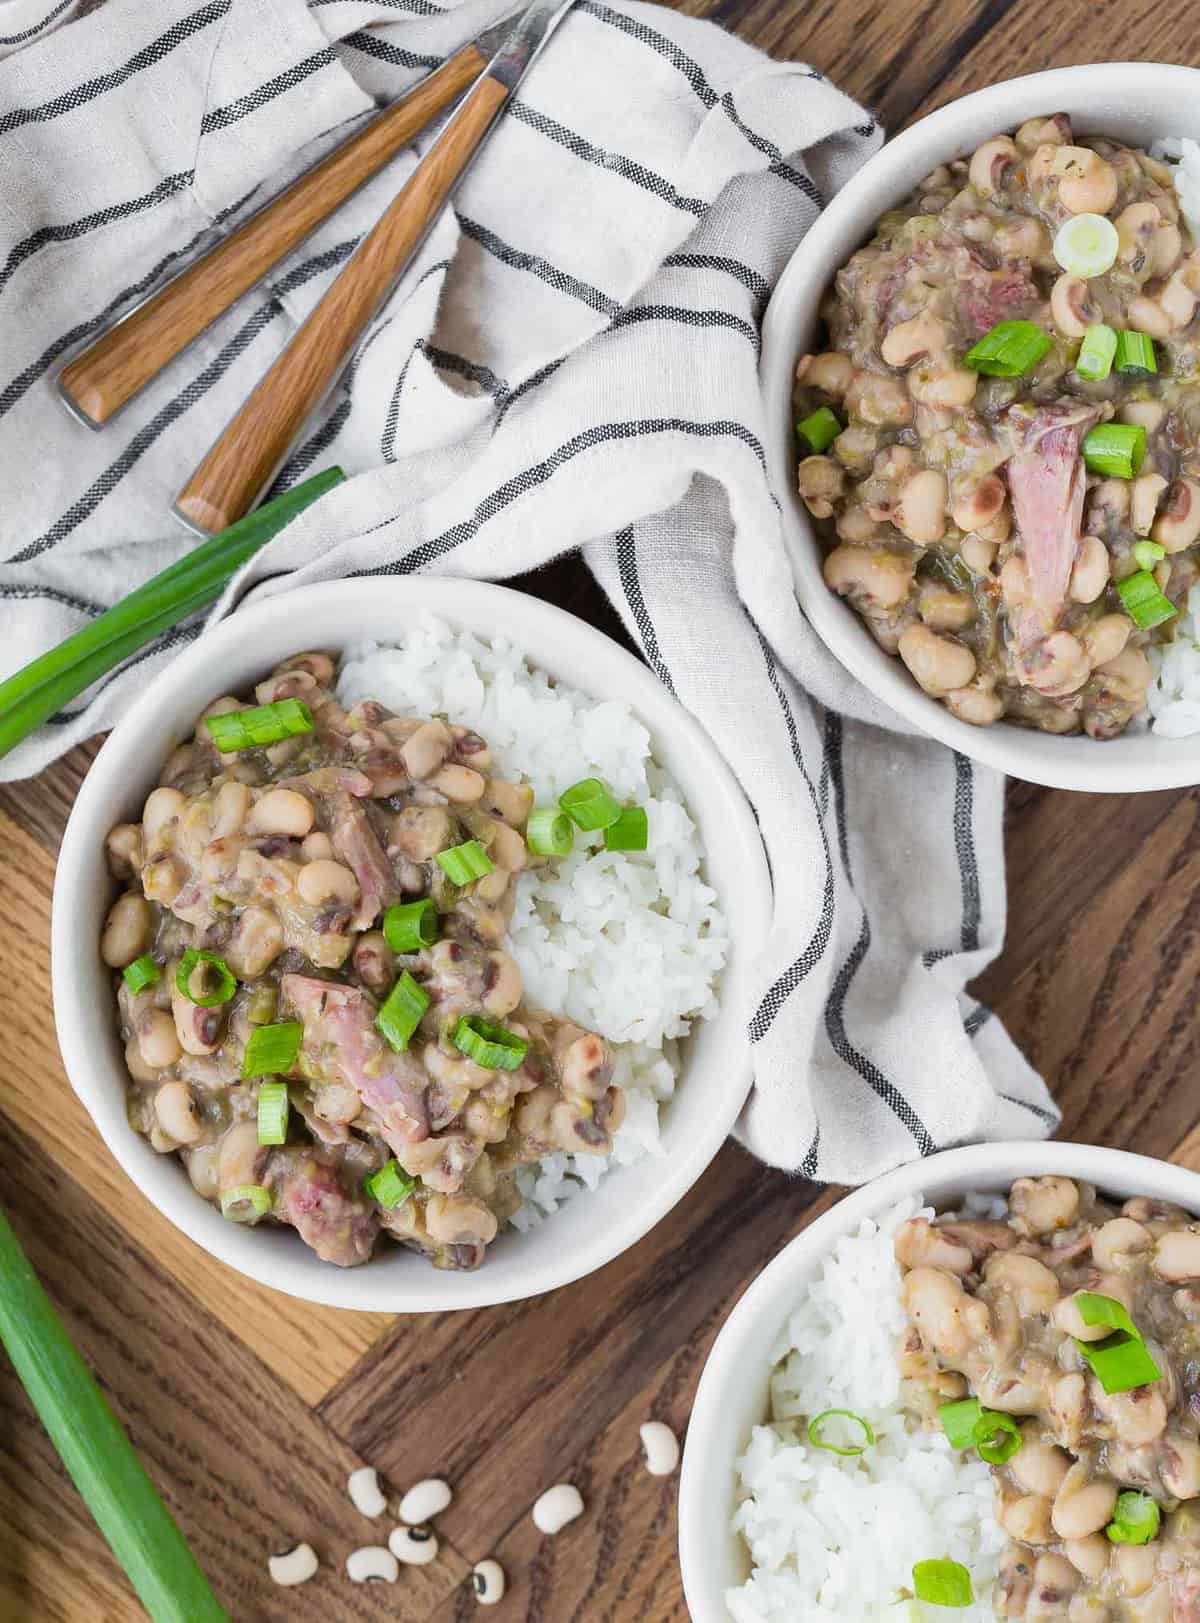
[728,1197,1005,1623]
[337,614,728,1223]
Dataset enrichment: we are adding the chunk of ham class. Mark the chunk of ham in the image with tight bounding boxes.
[280,974,429,1150]
[1007,421,1088,632]
[267,1149,378,1267]
[330,792,398,930]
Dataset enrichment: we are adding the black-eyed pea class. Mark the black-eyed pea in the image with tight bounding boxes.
[388,1524,439,1566]
[105,823,143,878]
[1153,1228,1200,1281]
[1082,614,1131,669]
[797,454,845,518]
[846,369,912,427]
[1024,632,1091,698]
[879,313,949,368]
[300,832,334,861]
[1152,477,1200,553]
[1116,201,1163,269]
[1091,1217,1152,1270]
[1062,1534,1109,1583]
[1011,1433,1071,1499]
[823,545,915,610]
[424,1194,498,1247]
[401,719,454,780]
[1161,268,1198,330]
[125,1036,160,1085]
[472,1559,506,1606]
[249,788,314,838]
[429,764,485,803]
[154,1080,202,1145]
[268,1544,319,1588]
[1028,1553,1079,1618]
[482,951,522,1018]
[1052,1291,1110,1342]
[1069,535,1110,603]
[951,475,1006,535]
[1161,1431,1200,1499]
[487,821,527,873]
[1094,646,1153,705]
[900,1266,974,1358]
[832,423,880,472]
[1131,473,1169,537]
[1121,399,1167,433]
[478,778,534,826]
[1127,294,1173,340]
[211,780,252,838]
[796,351,853,397]
[1112,1542,1157,1597]
[531,1484,584,1535]
[1151,220,1184,277]
[1017,114,1071,153]
[983,1251,1061,1317]
[1011,1175,1080,1234]
[897,624,975,697]
[1092,1381,1167,1447]
[835,503,882,544]
[138,1010,182,1071]
[1052,146,1118,214]
[297,859,359,908]
[960,534,997,574]
[142,857,184,906]
[968,135,1016,197]
[907,364,978,409]
[1001,1494,1054,1545]
[1051,274,1096,339]
[945,682,1004,726]
[1051,1467,1117,1541]
[101,892,153,967]
[142,786,185,842]
[918,584,974,632]
[226,906,284,980]
[894,469,947,544]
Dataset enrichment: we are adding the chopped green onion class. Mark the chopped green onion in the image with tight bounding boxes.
[256,1080,290,1146]
[382,898,440,952]
[938,1397,982,1450]
[974,1410,1022,1465]
[0,1207,230,1621]
[122,954,160,995]
[452,1014,529,1072]
[1082,422,1146,479]
[526,807,575,857]
[1073,1292,1163,1394]
[604,806,649,852]
[1133,539,1166,570]
[559,777,621,831]
[1075,323,1117,382]
[1117,570,1177,631]
[797,406,841,453]
[1053,213,1119,278]
[1106,1491,1161,1545]
[175,949,237,1007]
[434,839,495,886]
[1116,330,1158,378]
[205,698,314,754]
[806,1409,875,1456]
[963,320,1052,378]
[912,1559,973,1608]
[242,1021,303,1080]
[219,1185,272,1224]
[0,468,343,767]
[364,1160,417,1210]
[376,971,430,1052]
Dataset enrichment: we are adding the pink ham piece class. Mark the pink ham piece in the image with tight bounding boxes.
[1006,420,1089,632]
[280,974,429,1151]
[267,1149,377,1267]
[330,791,398,930]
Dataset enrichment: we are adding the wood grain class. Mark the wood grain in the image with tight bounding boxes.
[175,72,511,535]
[8,3,1200,1622]
[57,44,489,428]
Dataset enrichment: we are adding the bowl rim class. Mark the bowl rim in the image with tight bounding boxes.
[678,1137,1200,1621]
[761,61,1200,793]
[52,575,772,1312]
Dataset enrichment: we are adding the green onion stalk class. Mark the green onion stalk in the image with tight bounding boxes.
[0,1207,228,1621]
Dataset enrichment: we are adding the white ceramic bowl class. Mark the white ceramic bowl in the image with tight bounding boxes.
[762,62,1200,792]
[53,578,771,1313]
[679,1140,1200,1620]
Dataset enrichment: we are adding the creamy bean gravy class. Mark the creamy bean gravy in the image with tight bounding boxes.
[898,1178,1200,1619]
[797,114,1200,738]
[101,652,625,1271]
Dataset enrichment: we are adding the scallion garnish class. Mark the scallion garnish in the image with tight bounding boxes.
[175,949,236,1008]
[1116,330,1158,378]
[1106,1490,1161,1545]
[526,807,575,857]
[806,1409,875,1456]
[219,1185,272,1223]
[1075,323,1117,382]
[364,1160,417,1210]
[434,839,495,886]
[1073,1291,1163,1394]
[912,1559,973,1608]
[559,777,621,831]
[1082,422,1146,479]
[938,1397,982,1450]
[604,806,648,851]
[0,1208,230,1620]
[1117,570,1177,631]
[382,898,440,952]
[796,406,841,454]
[122,954,160,995]
[452,1014,529,1072]
[256,1080,290,1146]
[205,698,314,754]
[242,1021,303,1080]
[0,468,342,766]
[376,971,430,1051]
[1053,213,1119,278]
[1133,539,1166,571]
[974,1411,1022,1465]
[963,320,1052,378]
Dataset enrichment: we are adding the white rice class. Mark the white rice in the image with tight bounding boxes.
[728,1196,1005,1623]
[336,614,728,1223]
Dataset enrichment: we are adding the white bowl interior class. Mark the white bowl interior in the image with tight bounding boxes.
[762,62,1200,792]
[53,578,771,1312]
[679,1140,1200,1622]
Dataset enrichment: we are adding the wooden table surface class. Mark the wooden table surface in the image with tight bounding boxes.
[5,4,1200,1621]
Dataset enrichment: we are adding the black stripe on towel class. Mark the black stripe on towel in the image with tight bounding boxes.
[662,252,771,307]
[1000,1090,1058,1128]
[200,47,339,133]
[718,91,823,207]
[0,0,230,138]
[0,582,103,616]
[0,0,76,46]
[47,622,204,723]
[824,712,936,1154]
[507,100,706,217]
[952,751,981,952]
[311,0,445,13]
[339,29,441,72]
[457,214,620,317]
[615,527,676,697]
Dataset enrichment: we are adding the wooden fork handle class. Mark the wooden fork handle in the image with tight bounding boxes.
[57,43,489,429]
[174,74,509,536]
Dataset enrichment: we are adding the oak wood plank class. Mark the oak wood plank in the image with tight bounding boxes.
[0,807,390,1407]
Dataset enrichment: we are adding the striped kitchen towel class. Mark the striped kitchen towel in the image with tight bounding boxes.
[0,0,1056,1181]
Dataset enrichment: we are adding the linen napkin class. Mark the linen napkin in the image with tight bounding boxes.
[0,0,1057,1183]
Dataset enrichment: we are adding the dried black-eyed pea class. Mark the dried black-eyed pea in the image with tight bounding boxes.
[399,1476,452,1523]
[472,1558,506,1605]
[347,1465,387,1518]
[345,1546,399,1583]
[267,1544,319,1587]
[532,1483,584,1534]
[389,1523,439,1565]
